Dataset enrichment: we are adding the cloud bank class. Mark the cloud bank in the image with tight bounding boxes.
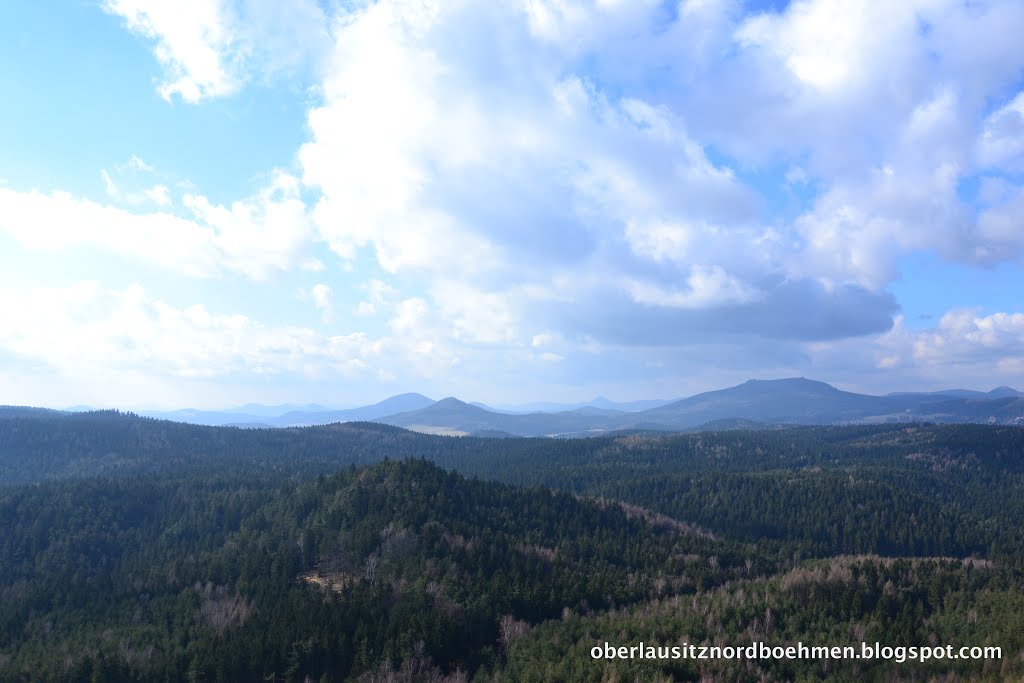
[3,0,1024,404]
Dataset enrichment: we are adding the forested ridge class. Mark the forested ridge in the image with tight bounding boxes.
[1,409,1022,680]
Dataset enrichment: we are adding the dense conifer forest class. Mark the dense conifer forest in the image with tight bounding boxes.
[1,409,1022,680]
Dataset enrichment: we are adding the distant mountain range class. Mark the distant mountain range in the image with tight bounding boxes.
[369,379,1021,437]
[58,379,1024,436]
[128,393,675,427]
[138,393,435,428]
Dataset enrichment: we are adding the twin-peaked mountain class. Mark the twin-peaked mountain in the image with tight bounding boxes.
[115,378,1024,436]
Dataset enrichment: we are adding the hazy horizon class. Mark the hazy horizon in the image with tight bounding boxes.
[30,376,1023,414]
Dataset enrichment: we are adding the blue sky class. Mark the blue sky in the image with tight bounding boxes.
[1,0,1023,410]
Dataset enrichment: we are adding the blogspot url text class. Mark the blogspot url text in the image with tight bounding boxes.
[590,641,1001,663]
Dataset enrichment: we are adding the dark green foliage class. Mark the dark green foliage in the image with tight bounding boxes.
[501,557,1023,682]
[0,412,1022,680]
[0,460,742,681]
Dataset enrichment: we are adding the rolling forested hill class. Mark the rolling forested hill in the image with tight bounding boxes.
[1,410,1023,680]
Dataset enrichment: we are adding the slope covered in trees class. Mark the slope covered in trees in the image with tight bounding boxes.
[1,459,751,681]
[503,556,1022,681]
[1,411,1022,680]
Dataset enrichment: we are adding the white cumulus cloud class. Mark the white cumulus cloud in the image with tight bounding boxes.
[103,0,242,102]
[0,171,314,279]
[0,281,380,380]
[103,0,329,102]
